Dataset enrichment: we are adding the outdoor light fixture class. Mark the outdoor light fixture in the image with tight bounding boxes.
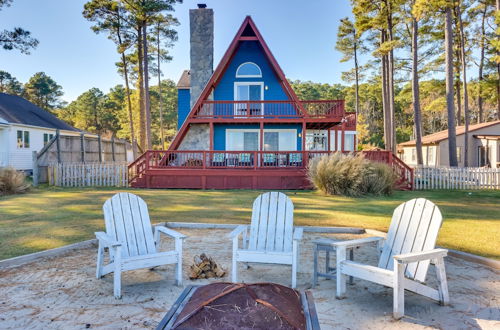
[265,85,269,90]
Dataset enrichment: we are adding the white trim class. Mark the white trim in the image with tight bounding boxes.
[235,62,262,78]
[234,82,265,117]
[233,81,264,101]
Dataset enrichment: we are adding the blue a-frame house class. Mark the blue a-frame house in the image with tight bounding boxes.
[128,11,417,190]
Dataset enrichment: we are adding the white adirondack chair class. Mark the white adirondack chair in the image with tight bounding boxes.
[333,198,449,319]
[228,192,303,288]
[95,192,186,298]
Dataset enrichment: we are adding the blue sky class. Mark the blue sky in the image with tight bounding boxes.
[0,0,355,102]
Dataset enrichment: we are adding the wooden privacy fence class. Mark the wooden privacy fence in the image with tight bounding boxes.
[414,166,500,190]
[48,162,128,187]
[32,131,133,185]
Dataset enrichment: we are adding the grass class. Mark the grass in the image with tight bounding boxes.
[0,187,499,260]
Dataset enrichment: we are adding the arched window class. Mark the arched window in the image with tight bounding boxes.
[236,62,262,78]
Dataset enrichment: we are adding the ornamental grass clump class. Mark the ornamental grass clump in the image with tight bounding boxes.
[308,153,396,197]
[362,161,397,196]
[0,167,30,196]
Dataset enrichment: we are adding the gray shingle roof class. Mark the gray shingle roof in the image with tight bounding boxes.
[0,93,78,131]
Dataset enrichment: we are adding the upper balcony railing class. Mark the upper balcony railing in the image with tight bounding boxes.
[192,100,347,120]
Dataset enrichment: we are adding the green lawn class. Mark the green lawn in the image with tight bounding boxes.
[0,187,499,260]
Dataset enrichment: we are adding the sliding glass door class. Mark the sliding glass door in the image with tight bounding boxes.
[234,82,263,116]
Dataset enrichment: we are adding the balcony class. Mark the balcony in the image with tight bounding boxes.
[191,100,352,129]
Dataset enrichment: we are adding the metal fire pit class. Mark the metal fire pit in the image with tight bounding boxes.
[156,283,320,330]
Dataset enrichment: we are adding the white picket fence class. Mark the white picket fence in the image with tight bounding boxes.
[414,166,500,190]
[48,162,128,187]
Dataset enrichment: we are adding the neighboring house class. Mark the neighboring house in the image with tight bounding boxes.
[0,93,80,170]
[398,120,500,168]
[130,6,411,190]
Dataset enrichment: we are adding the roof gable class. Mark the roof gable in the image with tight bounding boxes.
[0,93,78,131]
[170,16,301,150]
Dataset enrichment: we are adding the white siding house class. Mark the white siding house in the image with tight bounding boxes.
[0,93,79,171]
[398,120,500,168]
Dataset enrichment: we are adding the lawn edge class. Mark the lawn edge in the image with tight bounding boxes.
[1,225,498,271]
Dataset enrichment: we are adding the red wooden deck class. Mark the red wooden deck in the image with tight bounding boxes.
[129,150,413,190]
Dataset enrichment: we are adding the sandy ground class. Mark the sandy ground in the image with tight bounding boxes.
[0,228,498,330]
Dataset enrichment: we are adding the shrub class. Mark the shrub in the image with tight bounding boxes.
[362,161,397,196]
[308,153,396,197]
[0,167,30,196]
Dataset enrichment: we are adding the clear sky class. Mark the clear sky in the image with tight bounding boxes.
[0,0,355,102]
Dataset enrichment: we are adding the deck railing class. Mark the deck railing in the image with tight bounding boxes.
[129,150,413,189]
[193,100,346,119]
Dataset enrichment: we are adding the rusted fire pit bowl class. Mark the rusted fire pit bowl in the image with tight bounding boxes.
[156,282,320,330]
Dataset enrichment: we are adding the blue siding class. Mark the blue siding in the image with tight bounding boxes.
[177,89,190,128]
[214,41,289,101]
[214,124,302,151]
[213,41,297,117]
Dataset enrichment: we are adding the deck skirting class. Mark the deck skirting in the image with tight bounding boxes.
[134,168,310,189]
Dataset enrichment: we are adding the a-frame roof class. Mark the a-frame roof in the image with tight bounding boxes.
[170,16,302,150]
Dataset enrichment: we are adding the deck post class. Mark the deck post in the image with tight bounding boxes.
[327,128,331,151]
[301,121,306,152]
[334,126,338,152]
[260,122,264,151]
[209,122,214,151]
[341,121,345,152]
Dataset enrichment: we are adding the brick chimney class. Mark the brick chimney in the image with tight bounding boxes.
[189,4,214,109]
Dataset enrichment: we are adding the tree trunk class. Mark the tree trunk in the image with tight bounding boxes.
[411,13,424,166]
[157,23,165,149]
[116,18,137,159]
[445,6,458,167]
[457,4,470,167]
[455,62,462,126]
[142,22,152,150]
[137,26,146,151]
[381,30,391,151]
[387,7,396,153]
[354,40,360,116]
[477,4,486,123]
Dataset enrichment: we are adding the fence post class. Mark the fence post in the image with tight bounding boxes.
[111,135,116,162]
[98,135,102,163]
[80,133,85,163]
[32,151,39,187]
[56,129,61,163]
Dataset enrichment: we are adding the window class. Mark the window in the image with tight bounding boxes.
[306,130,327,151]
[243,132,258,151]
[226,129,296,151]
[17,130,29,148]
[411,148,416,162]
[427,147,434,164]
[344,133,355,151]
[43,133,54,146]
[236,62,262,78]
[264,132,279,151]
[478,146,490,167]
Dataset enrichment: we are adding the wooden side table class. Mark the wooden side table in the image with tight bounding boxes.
[312,238,354,287]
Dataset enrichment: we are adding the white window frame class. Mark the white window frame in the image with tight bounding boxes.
[225,128,297,151]
[17,130,30,149]
[234,81,264,117]
[235,62,262,78]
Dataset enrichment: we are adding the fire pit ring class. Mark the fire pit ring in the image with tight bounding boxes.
[156,282,320,330]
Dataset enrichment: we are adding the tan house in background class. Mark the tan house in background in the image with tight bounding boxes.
[398,120,500,168]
